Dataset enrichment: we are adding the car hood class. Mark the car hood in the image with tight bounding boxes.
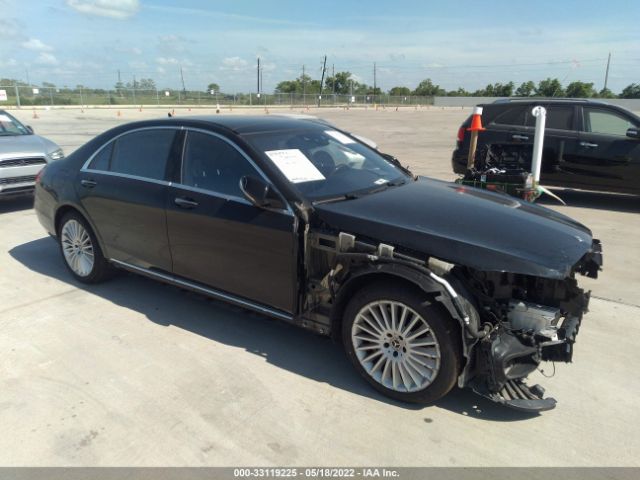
[0,134,58,158]
[313,177,594,279]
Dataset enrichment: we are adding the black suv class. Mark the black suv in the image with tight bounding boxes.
[452,99,640,195]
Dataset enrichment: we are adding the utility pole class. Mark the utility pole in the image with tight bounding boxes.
[604,52,611,92]
[132,74,136,103]
[373,62,377,97]
[257,57,261,96]
[332,64,335,95]
[318,55,327,107]
[180,66,187,93]
[25,68,30,86]
[302,64,306,100]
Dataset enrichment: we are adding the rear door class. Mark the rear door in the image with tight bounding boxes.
[78,127,180,270]
[165,129,297,314]
[535,104,581,187]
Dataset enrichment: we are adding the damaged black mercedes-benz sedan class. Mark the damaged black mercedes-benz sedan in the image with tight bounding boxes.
[34,115,602,412]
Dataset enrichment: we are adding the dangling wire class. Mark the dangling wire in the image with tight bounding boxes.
[538,362,556,378]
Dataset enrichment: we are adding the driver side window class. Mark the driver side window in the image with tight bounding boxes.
[181,131,260,197]
[584,108,637,136]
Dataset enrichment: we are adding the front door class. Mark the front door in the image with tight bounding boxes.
[165,130,297,314]
[563,106,640,193]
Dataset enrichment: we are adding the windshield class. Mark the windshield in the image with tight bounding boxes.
[244,128,410,201]
[0,111,30,136]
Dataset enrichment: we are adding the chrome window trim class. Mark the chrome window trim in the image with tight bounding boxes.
[82,169,172,187]
[110,259,293,321]
[171,181,252,206]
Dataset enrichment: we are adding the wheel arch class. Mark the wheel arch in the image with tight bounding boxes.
[329,264,456,343]
[54,203,108,256]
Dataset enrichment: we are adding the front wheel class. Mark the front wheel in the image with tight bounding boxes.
[342,283,461,404]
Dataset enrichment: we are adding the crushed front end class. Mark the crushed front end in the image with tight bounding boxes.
[457,240,603,412]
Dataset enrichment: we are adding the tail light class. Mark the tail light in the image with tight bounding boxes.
[35,166,46,184]
[457,126,465,143]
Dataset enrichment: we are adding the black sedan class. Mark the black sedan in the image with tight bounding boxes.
[34,115,602,411]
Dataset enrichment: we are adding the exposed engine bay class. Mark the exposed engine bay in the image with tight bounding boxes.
[459,144,537,199]
[301,228,603,412]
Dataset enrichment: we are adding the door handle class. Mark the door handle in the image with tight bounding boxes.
[174,197,199,209]
[512,134,529,141]
[80,179,97,188]
[579,141,599,148]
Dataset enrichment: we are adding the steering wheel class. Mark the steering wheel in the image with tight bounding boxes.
[332,164,351,176]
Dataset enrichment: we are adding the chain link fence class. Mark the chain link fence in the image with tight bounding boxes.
[0,85,434,108]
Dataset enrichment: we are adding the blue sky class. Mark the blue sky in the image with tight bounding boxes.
[0,0,638,93]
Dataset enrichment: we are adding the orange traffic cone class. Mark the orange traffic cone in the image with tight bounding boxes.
[117,110,121,117]
[466,106,485,169]
[467,106,486,132]
[32,109,39,119]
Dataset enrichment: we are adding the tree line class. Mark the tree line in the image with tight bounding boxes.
[277,72,640,99]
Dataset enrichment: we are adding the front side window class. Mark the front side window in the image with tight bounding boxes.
[109,129,176,180]
[244,128,410,201]
[181,131,260,197]
[584,108,637,136]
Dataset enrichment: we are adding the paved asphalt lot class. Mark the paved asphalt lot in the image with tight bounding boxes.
[1,107,639,466]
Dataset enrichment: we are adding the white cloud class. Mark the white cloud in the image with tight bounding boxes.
[0,18,24,40]
[221,57,249,71]
[156,57,179,65]
[66,0,139,19]
[22,38,53,52]
[0,58,18,67]
[36,53,59,65]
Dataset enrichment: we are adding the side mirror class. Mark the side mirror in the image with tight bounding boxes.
[626,127,639,139]
[26,125,34,134]
[240,176,286,210]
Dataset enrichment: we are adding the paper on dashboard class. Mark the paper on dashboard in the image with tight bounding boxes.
[265,149,326,183]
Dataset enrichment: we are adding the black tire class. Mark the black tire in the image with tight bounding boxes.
[342,282,461,404]
[58,211,115,284]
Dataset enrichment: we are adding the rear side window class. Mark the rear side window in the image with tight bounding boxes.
[110,129,176,180]
[181,131,260,196]
[492,106,529,126]
[584,108,637,136]
[545,106,574,130]
[89,143,113,171]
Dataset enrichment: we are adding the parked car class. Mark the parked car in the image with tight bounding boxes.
[0,110,64,197]
[452,98,640,195]
[34,115,602,411]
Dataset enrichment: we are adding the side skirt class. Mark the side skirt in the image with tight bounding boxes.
[110,258,294,322]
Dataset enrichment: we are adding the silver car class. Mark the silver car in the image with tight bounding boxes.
[0,110,64,197]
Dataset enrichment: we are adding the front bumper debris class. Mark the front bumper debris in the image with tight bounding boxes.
[473,380,557,412]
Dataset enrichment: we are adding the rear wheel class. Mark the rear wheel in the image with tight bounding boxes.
[342,282,461,404]
[58,212,114,283]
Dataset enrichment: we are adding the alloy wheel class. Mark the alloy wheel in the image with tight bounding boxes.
[61,219,95,277]
[351,300,441,393]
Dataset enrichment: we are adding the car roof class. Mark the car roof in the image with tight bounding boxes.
[491,98,606,105]
[176,114,332,134]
